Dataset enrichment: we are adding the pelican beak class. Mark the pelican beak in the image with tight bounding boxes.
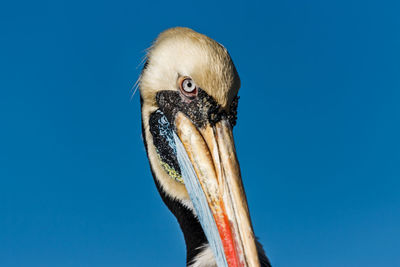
[174,112,260,267]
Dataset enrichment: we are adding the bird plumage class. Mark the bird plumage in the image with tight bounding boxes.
[139,27,271,267]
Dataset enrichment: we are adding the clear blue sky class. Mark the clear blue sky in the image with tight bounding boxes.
[1,0,399,266]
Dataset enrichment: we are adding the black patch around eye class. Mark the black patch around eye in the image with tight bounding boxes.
[155,88,239,129]
[228,95,239,127]
[156,89,226,127]
[149,110,183,183]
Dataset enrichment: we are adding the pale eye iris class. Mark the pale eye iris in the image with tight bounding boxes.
[182,78,196,93]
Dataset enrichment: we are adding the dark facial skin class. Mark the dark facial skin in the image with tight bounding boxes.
[155,88,239,130]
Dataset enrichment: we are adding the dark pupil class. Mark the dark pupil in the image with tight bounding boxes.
[187,82,192,88]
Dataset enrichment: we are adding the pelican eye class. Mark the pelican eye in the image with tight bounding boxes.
[180,77,197,97]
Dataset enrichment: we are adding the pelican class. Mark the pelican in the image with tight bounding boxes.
[139,27,271,267]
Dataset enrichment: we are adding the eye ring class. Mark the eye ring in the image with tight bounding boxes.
[179,77,198,98]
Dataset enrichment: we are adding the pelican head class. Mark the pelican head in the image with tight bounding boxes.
[139,27,270,267]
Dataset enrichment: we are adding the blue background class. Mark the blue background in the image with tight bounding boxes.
[1,0,399,266]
